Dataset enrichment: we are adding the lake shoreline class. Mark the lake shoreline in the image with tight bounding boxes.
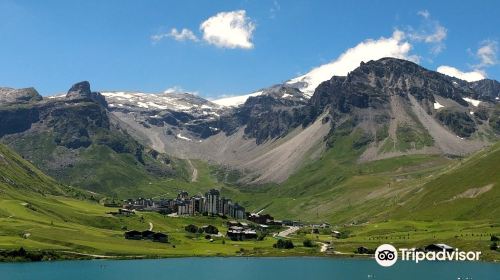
[1,248,499,264]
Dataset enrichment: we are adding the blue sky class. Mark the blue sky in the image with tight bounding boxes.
[0,0,499,98]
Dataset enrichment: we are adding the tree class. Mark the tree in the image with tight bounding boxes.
[274,239,294,249]
[204,225,219,234]
[490,242,498,251]
[491,235,499,242]
[303,239,315,247]
[185,224,199,233]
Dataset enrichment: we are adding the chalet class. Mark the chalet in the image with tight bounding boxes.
[331,230,341,238]
[320,223,331,229]
[248,213,274,225]
[227,227,258,240]
[357,246,371,254]
[142,230,155,240]
[425,244,454,252]
[227,220,240,227]
[259,224,269,230]
[124,230,142,240]
[118,208,135,216]
[243,229,257,239]
[153,232,168,243]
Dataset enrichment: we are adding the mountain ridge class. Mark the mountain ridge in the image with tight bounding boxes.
[1,57,499,189]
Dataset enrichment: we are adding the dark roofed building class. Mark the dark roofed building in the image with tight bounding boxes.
[153,232,168,243]
[124,230,142,240]
[142,230,155,240]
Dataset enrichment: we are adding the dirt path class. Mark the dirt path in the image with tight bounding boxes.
[187,159,198,182]
[277,226,300,238]
[318,242,329,252]
[61,251,144,259]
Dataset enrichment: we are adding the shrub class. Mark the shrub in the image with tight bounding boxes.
[303,239,315,247]
[274,239,294,249]
[185,224,199,233]
[491,235,499,242]
[490,242,498,251]
[203,225,219,234]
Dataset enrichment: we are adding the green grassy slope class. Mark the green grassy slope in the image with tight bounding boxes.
[224,131,499,226]
[0,143,316,258]
[392,142,500,220]
[0,142,499,261]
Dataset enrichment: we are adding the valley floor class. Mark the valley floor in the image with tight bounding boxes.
[0,192,498,262]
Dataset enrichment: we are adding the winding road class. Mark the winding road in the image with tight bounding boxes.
[277,226,300,238]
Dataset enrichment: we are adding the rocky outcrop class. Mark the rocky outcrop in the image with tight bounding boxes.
[0,87,42,104]
[221,85,308,144]
[66,81,108,107]
[470,79,500,101]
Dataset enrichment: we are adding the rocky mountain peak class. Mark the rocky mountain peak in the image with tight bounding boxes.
[0,87,42,104]
[66,81,107,107]
[67,81,91,98]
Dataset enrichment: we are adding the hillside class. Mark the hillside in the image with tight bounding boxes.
[92,58,500,186]
[222,137,499,225]
[0,143,319,259]
[0,82,197,196]
[0,143,74,196]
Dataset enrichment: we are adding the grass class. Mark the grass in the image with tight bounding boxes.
[298,220,500,261]
[1,132,500,261]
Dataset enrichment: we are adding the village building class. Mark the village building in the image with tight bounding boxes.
[205,189,220,215]
[124,230,142,240]
[153,232,168,243]
[123,189,246,220]
[425,244,454,252]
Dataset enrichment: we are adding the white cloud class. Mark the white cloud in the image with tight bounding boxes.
[164,86,198,95]
[212,91,263,107]
[436,66,485,82]
[407,10,447,54]
[270,0,280,19]
[475,40,498,68]
[200,10,255,49]
[417,10,430,19]
[287,30,418,96]
[151,28,198,43]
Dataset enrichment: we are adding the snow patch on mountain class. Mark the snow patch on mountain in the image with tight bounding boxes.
[176,133,192,141]
[212,91,263,107]
[101,91,222,116]
[463,97,481,107]
[433,102,444,109]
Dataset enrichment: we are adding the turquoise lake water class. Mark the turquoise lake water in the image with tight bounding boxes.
[0,257,499,280]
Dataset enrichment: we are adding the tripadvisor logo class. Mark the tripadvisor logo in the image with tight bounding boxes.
[375,244,398,267]
[374,244,481,267]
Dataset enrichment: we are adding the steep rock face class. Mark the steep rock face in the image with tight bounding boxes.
[0,106,40,137]
[470,79,500,101]
[221,86,308,144]
[310,58,475,117]
[66,81,108,107]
